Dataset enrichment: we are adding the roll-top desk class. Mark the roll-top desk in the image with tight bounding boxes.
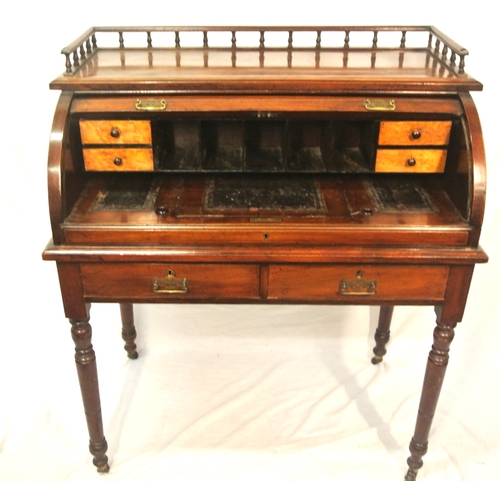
[43,26,488,480]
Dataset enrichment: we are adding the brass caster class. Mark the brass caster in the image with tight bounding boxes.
[404,468,418,481]
[371,355,383,365]
[97,463,110,473]
[128,351,139,360]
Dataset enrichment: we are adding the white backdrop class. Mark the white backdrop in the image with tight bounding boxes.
[1,1,499,495]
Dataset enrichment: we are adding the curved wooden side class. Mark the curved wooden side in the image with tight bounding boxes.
[459,92,486,247]
[47,91,74,245]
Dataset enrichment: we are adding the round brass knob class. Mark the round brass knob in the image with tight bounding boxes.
[406,157,416,167]
[411,130,421,140]
[155,206,169,216]
[110,128,121,138]
[113,157,123,166]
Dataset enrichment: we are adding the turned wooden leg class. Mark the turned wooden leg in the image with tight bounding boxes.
[405,314,456,481]
[371,305,394,364]
[70,316,110,473]
[120,303,139,359]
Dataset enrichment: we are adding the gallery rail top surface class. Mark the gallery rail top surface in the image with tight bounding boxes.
[50,26,482,93]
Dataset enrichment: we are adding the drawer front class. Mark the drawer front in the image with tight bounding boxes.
[82,148,154,171]
[81,264,260,300]
[375,149,447,173]
[268,265,449,301]
[379,121,451,146]
[80,120,152,145]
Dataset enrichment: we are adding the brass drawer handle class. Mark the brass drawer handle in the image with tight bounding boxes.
[339,271,376,295]
[153,269,188,294]
[364,99,396,111]
[135,98,167,111]
[406,157,416,167]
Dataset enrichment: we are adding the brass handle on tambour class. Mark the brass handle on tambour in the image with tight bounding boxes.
[135,98,167,111]
[110,127,121,138]
[152,269,189,294]
[155,206,169,216]
[364,99,396,111]
[339,271,376,295]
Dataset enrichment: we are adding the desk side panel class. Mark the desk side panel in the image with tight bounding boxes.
[459,92,486,247]
[47,92,72,245]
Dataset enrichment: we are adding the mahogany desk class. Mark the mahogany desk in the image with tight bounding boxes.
[43,26,488,480]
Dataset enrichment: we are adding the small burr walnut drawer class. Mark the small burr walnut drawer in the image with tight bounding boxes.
[375,149,448,173]
[82,148,154,171]
[378,121,452,146]
[80,264,260,300]
[267,265,449,302]
[80,120,152,145]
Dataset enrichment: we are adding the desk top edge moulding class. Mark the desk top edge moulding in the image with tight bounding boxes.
[43,26,488,480]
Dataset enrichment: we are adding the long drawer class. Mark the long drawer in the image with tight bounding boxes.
[267,265,449,302]
[81,263,260,300]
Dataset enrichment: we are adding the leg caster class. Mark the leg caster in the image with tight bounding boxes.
[371,306,394,364]
[91,438,110,473]
[405,468,418,481]
[404,437,427,480]
[120,303,139,359]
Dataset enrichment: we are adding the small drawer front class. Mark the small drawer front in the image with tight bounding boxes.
[375,149,447,173]
[80,120,152,145]
[379,121,451,146]
[268,265,449,301]
[81,264,260,300]
[82,148,154,171]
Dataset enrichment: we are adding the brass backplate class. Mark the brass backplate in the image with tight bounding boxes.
[339,271,377,295]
